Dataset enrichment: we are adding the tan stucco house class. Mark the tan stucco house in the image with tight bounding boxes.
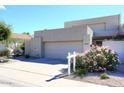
[25,14,124,59]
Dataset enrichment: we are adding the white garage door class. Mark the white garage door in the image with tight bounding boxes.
[45,41,83,59]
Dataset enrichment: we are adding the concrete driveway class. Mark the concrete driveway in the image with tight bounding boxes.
[0,57,105,87]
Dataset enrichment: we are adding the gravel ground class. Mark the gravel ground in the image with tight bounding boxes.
[64,72,124,87]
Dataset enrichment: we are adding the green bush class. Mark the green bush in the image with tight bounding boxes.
[74,68,87,78]
[75,45,120,77]
[100,73,109,79]
[0,49,9,57]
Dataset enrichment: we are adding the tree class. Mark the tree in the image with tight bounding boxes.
[23,32,30,35]
[0,21,12,48]
[0,21,12,41]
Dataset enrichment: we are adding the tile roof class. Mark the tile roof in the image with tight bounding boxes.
[11,33,32,40]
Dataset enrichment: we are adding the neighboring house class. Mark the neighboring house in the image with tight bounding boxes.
[11,33,32,40]
[0,33,32,55]
[10,33,32,42]
[7,33,32,54]
[9,33,32,47]
[25,14,124,60]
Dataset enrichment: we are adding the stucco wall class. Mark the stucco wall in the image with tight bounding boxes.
[34,26,88,42]
[103,40,124,63]
[83,26,93,51]
[64,15,120,37]
[25,40,31,56]
[25,37,43,57]
[120,24,124,35]
[87,26,93,44]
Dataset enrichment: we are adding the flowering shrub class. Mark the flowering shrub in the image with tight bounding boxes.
[75,45,120,75]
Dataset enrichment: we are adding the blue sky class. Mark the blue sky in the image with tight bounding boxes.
[0,5,124,34]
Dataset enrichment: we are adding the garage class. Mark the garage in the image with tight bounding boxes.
[25,26,92,59]
[44,41,83,59]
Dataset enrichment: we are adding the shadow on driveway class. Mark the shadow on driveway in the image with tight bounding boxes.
[12,56,67,65]
[46,68,68,82]
[46,74,68,82]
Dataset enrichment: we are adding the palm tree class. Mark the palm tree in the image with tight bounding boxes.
[0,21,12,46]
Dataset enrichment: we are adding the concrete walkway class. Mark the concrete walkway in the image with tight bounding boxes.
[0,58,106,87]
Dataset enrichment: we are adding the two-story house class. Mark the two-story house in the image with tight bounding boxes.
[25,14,124,59]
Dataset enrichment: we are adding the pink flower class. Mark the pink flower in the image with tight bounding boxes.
[111,50,115,54]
